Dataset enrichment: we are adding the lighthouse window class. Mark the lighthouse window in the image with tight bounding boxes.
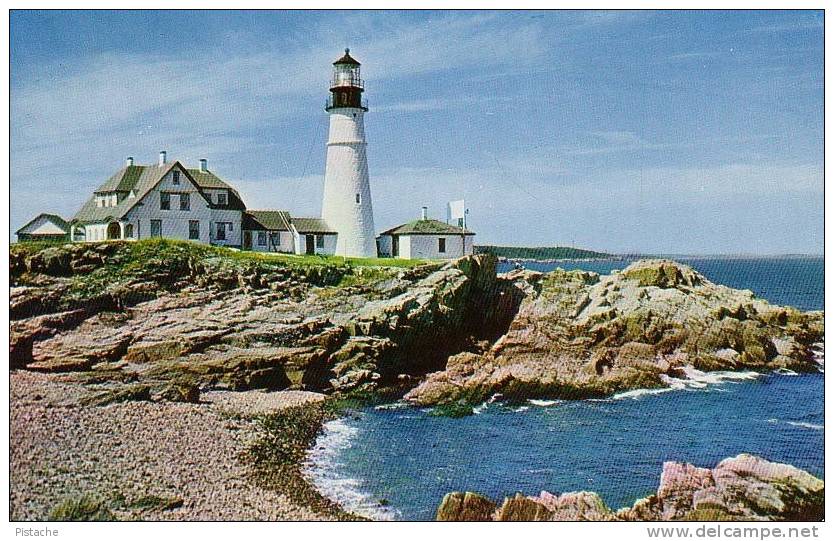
[355,193,361,204]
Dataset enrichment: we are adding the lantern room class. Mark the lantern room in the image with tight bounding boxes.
[327,48,367,111]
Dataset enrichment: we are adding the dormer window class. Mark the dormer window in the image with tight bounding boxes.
[217,192,228,206]
[172,171,180,185]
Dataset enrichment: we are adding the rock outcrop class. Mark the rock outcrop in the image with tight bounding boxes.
[436,454,824,521]
[9,241,514,403]
[407,259,823,405]
[10,244,823,408]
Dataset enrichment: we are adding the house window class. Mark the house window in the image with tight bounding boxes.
[257,231,267,246]
[355,193,361,204]
[160,192,170,210]
[151,220,162,238]
[216,222,227,240]
[438,238,446,253]
[316,235,325,249]
[189,220,200,240]
[180,193,190,211]
[270,232,280,246]
[217,192,228,206]
[172,171,180,185]
[125,224,134,238]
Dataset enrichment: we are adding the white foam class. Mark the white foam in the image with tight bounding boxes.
[772,367,799,376]
[785,421,824,431]
[677,366,760,384]
[473,393,503,414]
[528,399,561,407]
[611,385,678,400]
[373,401,410,411]
[304,418,399,520]
[608,366,761,401]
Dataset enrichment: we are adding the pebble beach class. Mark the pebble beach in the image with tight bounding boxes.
[10,371,335,521]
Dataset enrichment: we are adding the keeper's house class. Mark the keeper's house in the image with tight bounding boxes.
[377,208,475,260]
[15,213,70,242]
[64,152,339,256]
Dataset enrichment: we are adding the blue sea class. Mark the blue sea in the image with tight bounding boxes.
[305,257,824,520]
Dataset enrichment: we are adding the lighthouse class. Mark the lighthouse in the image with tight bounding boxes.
[321,49,377,257]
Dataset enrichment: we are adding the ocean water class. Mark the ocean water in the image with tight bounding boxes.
[305,257,824,520]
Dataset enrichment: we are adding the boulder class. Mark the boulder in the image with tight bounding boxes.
[436,492,497,521]
[434,454,823,521]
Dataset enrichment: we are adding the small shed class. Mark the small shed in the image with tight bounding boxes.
[291,218,338,256]
[242,210,294,252]
[378,217,474,260]
[15,213,70,242]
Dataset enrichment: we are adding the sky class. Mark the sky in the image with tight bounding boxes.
[10,10,824,254]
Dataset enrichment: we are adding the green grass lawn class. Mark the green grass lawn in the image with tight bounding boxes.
[12,238,429,269]
[237,250,428,268]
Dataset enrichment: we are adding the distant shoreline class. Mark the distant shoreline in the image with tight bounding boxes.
[493,253,823,264]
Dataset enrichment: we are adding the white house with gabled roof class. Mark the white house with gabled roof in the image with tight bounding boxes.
[70,152,244,246]
[65,151,342,256]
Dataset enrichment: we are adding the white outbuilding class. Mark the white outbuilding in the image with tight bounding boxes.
[15,213,70,242]
[378,210,475,260]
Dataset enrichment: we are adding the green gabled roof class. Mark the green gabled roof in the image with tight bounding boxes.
[73,160,251,224]
[187,168,230,189]
[291,217,337,234]
[15,213,70,235]
[187,168,247,210]
[243,210,292,231]
[73,162,211,223]
[380,219,474,236]
[94,165,146,193]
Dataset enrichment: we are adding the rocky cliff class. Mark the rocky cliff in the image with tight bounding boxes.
[9,241,519,403]
[435,454,824,521]
[9,243,823,407]
[406,260,823,405]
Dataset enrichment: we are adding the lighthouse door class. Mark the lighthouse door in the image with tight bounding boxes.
[305,235,315,255]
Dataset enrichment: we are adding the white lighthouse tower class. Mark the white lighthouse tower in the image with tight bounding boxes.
[321,49,377,257]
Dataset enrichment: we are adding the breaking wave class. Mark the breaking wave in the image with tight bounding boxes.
[610,366,761,401]
[304,418,399,520]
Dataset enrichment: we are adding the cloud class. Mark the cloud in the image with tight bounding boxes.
[10,12,548,237]
[746,20,823,34]
[367,159,822,254]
